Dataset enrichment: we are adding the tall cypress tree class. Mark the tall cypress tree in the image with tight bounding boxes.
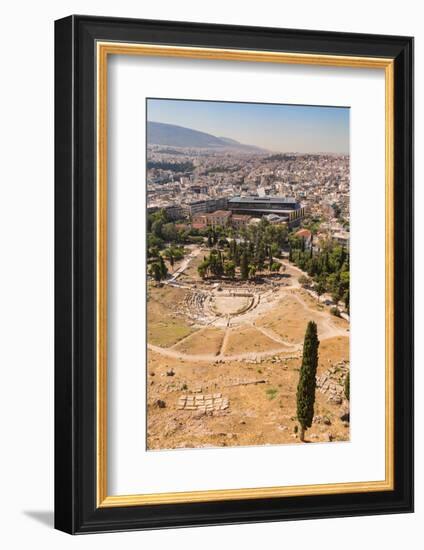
[234,241,240,266]
[217,250,224,276]
[158,255,168,280]
[268,249,273,271]
[240,251,249,281]
[343,288,350,315]
[296,321,320,441]
[229,239,235,260]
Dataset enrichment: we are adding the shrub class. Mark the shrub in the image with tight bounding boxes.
[330,306,341,317]
[344,371,350,401]
[298,274,311,288]
[266,388,278,400]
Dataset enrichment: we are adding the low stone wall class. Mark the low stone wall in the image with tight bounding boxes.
[316,361,349,405]
[177,393,229,413]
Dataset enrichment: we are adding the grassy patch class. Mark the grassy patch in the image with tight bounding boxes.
[173,327,224,355]
[266,388,278,400]
[147,284,194,347]
[148,319,194,347]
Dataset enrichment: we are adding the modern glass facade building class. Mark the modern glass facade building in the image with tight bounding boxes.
[228,196,304,225]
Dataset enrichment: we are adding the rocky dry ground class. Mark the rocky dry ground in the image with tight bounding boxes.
[147,337,349,450]
[147,270,350,450]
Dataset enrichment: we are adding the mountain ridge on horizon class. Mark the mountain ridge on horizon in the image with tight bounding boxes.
[147,121,268,153]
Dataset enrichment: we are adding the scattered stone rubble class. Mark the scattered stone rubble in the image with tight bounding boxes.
[182,290,209,322]
[316,361,349,405]
[177,393,229,412]
[313,415,332,425]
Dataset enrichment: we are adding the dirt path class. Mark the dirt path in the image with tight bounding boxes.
[148,284,346,363]
[252,324,294,348]
[148,342,299,363]
[281,260,350,321]
[168,246,202,283]
[169,327,202,349]
[219,327,232,356]
[287,290,348,340]
[151,255,347,363]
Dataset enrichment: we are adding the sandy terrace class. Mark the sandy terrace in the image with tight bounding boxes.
[222,326,286,355]
[172,327,225,355]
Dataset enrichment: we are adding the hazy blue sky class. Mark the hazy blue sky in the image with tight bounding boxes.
[147,98,349,154]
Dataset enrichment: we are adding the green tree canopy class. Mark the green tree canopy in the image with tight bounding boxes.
[296,321,320,441]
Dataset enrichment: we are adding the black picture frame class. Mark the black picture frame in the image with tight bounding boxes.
[55,15,414,534]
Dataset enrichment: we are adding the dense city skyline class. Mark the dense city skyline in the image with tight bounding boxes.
[147,98,350,154]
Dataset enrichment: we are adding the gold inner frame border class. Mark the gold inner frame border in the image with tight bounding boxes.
[96,42,394,508]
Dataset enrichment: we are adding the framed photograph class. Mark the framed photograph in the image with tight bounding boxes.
[54,15,413,534]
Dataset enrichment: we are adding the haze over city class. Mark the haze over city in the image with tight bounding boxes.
[147,98,350,154]
[146,96,350,451]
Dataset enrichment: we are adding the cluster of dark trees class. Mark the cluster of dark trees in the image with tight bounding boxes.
[197,249,234,279]
[147,209,181,254]
[148,255,168,283]
[206,230,226,249]
[204,217,288,251]
[198,219,287,281]
[197,247,259,281]
[147,209,203,260]
[290,236,350,312]
[147,209,350,311]
[147,209,193,281]
[161,245,185,267]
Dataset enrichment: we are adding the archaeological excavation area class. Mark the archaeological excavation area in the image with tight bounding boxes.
[147,255,350,450]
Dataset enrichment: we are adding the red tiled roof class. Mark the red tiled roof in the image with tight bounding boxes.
[295,229,312,238]
[208,210,232,218]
